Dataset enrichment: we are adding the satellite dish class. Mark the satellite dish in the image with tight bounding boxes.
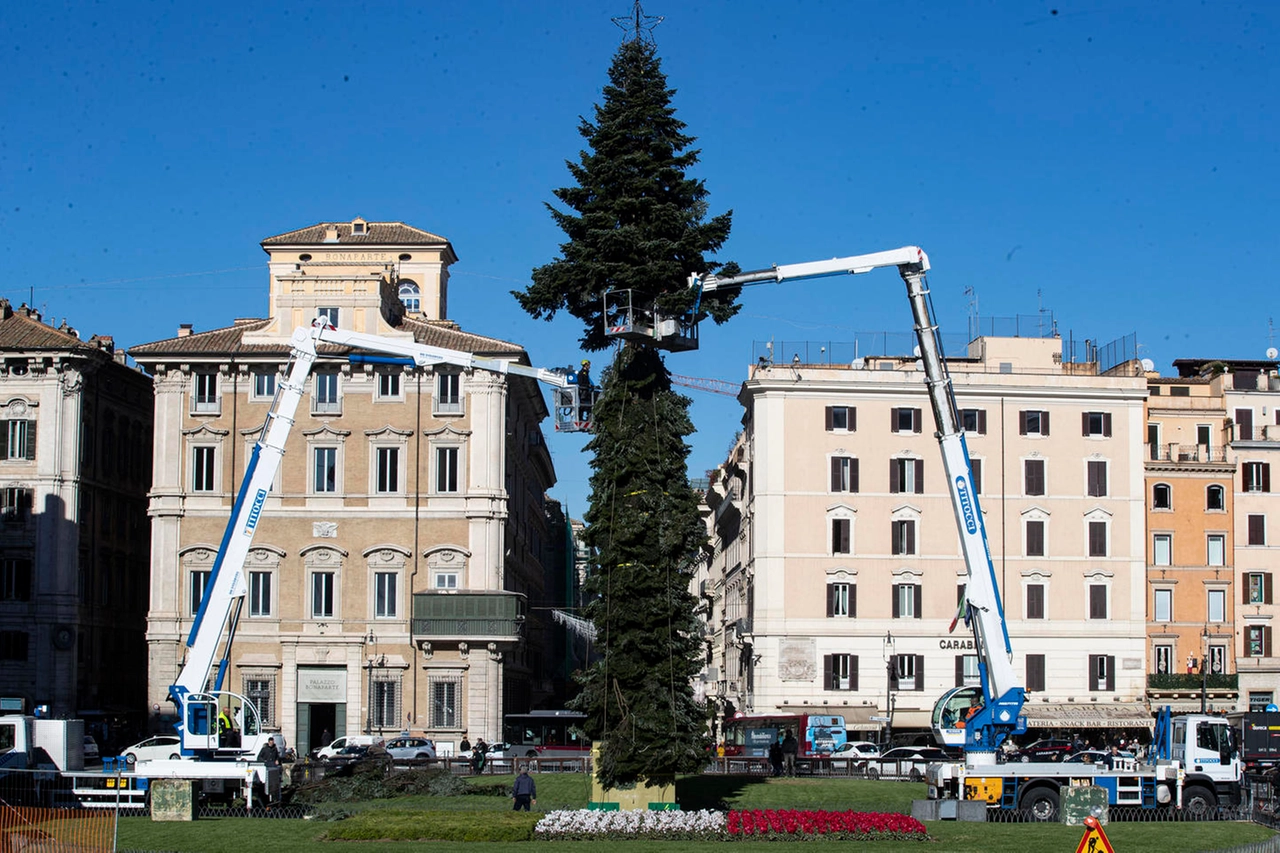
[1141,358,1155,372]
[1267,347,1278,360]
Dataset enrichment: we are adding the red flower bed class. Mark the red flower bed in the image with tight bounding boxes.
[726,809,927,841]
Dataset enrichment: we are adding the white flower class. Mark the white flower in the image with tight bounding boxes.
[534,808,727,838]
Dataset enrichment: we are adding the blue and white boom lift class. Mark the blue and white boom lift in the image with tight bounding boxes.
[147,321,567,802]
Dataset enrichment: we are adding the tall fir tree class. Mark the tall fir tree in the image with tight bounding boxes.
[514,26,738,788]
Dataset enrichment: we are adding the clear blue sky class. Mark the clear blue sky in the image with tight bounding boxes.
[2,1,1277,517]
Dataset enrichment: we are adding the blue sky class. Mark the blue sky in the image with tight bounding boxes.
[2,1,1277,517]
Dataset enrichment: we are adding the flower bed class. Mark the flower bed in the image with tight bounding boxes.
[534,808,927,841]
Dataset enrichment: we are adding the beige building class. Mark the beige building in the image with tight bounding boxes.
[130,219,562,754]
[700,333,1152,740]
[0,300,153,731]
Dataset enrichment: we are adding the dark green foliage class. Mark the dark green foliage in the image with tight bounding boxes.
[515,37,740,351]
[571,346,711,788]
[291,763,492,804]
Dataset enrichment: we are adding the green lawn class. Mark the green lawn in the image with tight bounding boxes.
[115,773,1277,853]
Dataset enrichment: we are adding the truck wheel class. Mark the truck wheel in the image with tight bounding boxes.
[867,767,880,780]
[1020,787,1060,821]
[1183,785,1217,819]
[125,753,137,765]
[525,750,538,758]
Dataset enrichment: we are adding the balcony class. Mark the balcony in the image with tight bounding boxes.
[1145,443,1232,470]
[1147,673,1237,691]
[411,592,525,642]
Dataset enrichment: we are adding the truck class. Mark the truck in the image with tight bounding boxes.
[685,247,1245,819]
[1235,712,1280,771]
[128,321,568,807]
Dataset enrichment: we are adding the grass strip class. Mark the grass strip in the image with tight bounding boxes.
[319,810,539,842]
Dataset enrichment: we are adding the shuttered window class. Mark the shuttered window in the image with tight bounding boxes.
[1087,460,1108,497]
[1025,521,1045,557]
[1025,583,1045,619]
[830,457,858,493]
[826,583,855,618]
[1088,584,1108,620]
[831,518,852,555]
[1088,654,1115,691]
[1024,459,1045,496]
[822,654,857,691]
[1249,515,1266,546]
[1026,654,1046,692]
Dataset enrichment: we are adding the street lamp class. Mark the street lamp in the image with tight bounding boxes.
[1200,628,1211,714]
[882,631,896,748]
[365,628,376,735]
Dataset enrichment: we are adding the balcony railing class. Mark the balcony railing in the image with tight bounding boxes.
[411,592,525,640]
[1147,672,1238,691]
[1146,444,1229,463]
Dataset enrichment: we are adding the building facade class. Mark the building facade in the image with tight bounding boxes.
[700,334,1152,741]
[130,219,563,754]
[0,300,153,732]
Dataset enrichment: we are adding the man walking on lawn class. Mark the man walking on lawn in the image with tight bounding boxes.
[512,769,537,811]
[781,731,798,777]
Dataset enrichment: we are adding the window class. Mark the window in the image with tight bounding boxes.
[399,281,421,313]
[892,653,923,691]
[193,373,218,413]
[960,409,987,434]
[191,446,216,492]
[314,373,340,414]
[311,572,335,618]
[1026,654,1046,692]
[1,488,32,522]
[252,371,277,399]
[956,654,980,687]
[431,678,461,728]
[244,677,276,728]
[826,583,854,618]
[1088,583,1108,620]
[0,421,35,461]
[890,458,924,494]
[377,371,401,399]
[0,559,32,601]
[1153,534,1172,566]
[1089,654,1115,691]
[1244,462,1272,493]
[830,457,858,493]
[376,447,401,493]
[891,520,916,555]
[249,572,272,617]
[824,406,855,431]
[1082,412,1113,437]
[1251,691,1276,712]
[1207,484,1226,510]
[892,583,921,619]
[435,372,462,414]
[1249,515,1266,546]
[1155,645,1173,675]
[892,407,922,433]
[1207,534,1225,567]
[969,458,982,493]
[1025,583,1045,619]
[1153,588,1172,622]
[1246,572,1273,605]
[375,572,397,618]
[831,518,852,555]
[1208,645,1226,674]
[313,447,338,493]
[435,446,459,493]
[1153,483,1172,509]
[190,570,211,615]
[0,632,29,662]
[1236,408,1254,441]
[1025,520,1045,557]
[1171,385,1190,397]
[1020,410,1050,436]
[823,653,857,690]
[1245,625,1272,658]
[1207,588,1226,623]
[1024,459,1045,496]
[1087,460,1108,497]
[371,675,401,729]
[317,307,339,326]
[433,572,459,590]
[1088,521,1108,557]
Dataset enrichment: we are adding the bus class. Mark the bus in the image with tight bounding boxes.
[501,710,589,758]
[722,713,847,758]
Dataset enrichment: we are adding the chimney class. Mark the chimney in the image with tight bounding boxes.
[0,298,10,320]
[324,226,340,243]
[91,335,114,354]
[178,324,193,337]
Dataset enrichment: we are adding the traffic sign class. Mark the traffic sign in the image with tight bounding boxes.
[1074,816,1115,853]
[869,716,891,722]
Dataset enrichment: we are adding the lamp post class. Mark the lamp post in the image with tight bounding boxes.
[1200,628,1211,714]
[365,628,376,735]
[883,631,896,748]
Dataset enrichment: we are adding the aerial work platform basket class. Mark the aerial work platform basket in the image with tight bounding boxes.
[602,290,699,352]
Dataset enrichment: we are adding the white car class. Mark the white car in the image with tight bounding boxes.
[384,737,437,761]
[121,735,183,764]
[83,736,100,763]
[314,735,384,761]
[834,741,882,759]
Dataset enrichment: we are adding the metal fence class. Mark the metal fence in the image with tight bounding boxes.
[0,769,117,851]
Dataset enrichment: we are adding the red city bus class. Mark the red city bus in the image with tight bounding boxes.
[722,713,847,758]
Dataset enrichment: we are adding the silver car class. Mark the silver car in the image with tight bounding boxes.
[384,736,437,761]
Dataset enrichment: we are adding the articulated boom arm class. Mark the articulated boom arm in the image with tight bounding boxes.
[694,246,1023,759]
[174,323,567,705]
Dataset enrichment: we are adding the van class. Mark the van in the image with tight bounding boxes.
[313,735,384,761]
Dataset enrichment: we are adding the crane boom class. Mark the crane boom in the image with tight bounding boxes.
[692,246,1024,763]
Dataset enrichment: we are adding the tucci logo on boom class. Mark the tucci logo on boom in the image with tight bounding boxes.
[955,476,977,535]
[244,488,268,536]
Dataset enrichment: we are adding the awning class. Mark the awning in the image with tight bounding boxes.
[1024,702,1153,729]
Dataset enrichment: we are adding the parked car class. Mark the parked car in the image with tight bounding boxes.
[312,735,384,761]
[121,735,183,764]
[1061,750,1109,765]
[1010,738,1076,763]
[384,737,437,761]
[834,741,882,759]
[83,736,100,763]
[863,746,951,781]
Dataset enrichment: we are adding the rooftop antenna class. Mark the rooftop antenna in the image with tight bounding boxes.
[964,286,978,340]
[612,0,663,43]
